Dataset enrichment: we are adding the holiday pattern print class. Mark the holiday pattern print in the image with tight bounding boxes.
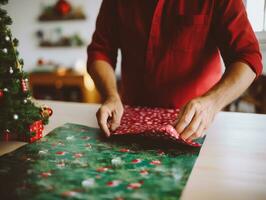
[111,106,201,147]
[0,123,203,200]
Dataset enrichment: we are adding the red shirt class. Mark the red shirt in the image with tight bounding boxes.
[87,0,263,109]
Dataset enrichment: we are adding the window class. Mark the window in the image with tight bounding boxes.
[245,0,266,41]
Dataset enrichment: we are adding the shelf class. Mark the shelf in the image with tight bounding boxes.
[38,14,86,22]
[29,72,101,103]
[38,15,86,22]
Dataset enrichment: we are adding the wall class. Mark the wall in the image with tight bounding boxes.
[4,0,103,72]
[3,0,265,74]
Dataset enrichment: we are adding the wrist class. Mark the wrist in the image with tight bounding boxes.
[201,91,225,112]
[105,93,121,102]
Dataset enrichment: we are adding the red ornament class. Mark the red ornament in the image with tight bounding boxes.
[21,79,28,92]
[0,89,3,98]
[37,58,45,65]
[41,106,53,118]
[55,0,71,16]
[29,120,44,143]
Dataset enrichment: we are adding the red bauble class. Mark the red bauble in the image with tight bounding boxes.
[41,106,53,118]
[0,89,3,98]
[55,0,71,16]
[21,79,28,92]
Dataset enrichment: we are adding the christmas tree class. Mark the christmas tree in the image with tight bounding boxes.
[0,0,51,142]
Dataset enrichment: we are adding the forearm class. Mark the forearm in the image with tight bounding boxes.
[202,62,256,110]
[88,60,120,101]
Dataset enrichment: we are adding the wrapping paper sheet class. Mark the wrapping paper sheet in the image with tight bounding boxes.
[0,123,203,200]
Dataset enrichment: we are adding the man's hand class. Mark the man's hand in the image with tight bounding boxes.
[175,97,219,142]
[175,62,256,142]
[96,96,124,137]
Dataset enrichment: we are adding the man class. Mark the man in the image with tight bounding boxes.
[87,0,263,142]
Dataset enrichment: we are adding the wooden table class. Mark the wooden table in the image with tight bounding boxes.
[0,100,266,200]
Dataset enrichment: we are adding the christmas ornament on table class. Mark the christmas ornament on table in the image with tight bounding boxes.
[0,0,52,143]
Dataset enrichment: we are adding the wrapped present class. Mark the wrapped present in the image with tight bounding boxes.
[29,120,44,143]
[1,120,44,143]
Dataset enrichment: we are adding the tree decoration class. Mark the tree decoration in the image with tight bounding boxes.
[0,89,3,98]
[5,35,10,41]
[41,106,53,118]
[13,114,19,120]
[2,48,7,53]
[21,79,28,92]
[0,0,51,143]
[9,67,13,74]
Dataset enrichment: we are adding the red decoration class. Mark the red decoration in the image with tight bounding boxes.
[0,89,3,98]
[55,0,71,16]
[111,106,201,147]
[29,120,44,143]
[41,106,53,118]
[2,130,11,141]
[21,79,28,92]
[1,120,44,142]
[37,58,45,65]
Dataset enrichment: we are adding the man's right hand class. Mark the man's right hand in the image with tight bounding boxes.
[96,95,124,137]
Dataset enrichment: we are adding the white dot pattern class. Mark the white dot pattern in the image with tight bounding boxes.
[111,106,201,147]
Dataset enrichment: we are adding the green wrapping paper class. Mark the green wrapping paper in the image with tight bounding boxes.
[0,123,203,200]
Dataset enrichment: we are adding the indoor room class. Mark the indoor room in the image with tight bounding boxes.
[0,0,265,199]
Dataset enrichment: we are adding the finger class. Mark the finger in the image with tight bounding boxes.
[97,108,111,137]
[172,109,184,126]
[110,110,123,131]
[175,105,195,135]
[187,121,206,141]
[180,111,202,140]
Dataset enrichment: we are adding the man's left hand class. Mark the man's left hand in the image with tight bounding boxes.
[175,97,220,142]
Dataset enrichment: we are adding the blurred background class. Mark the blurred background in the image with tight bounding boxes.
[3,0,266,113]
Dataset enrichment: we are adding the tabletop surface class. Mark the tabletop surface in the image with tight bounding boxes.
[0,100,266,200]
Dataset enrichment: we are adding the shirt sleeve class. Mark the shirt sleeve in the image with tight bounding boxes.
[87,0,119,71]
[213,0,263,78]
